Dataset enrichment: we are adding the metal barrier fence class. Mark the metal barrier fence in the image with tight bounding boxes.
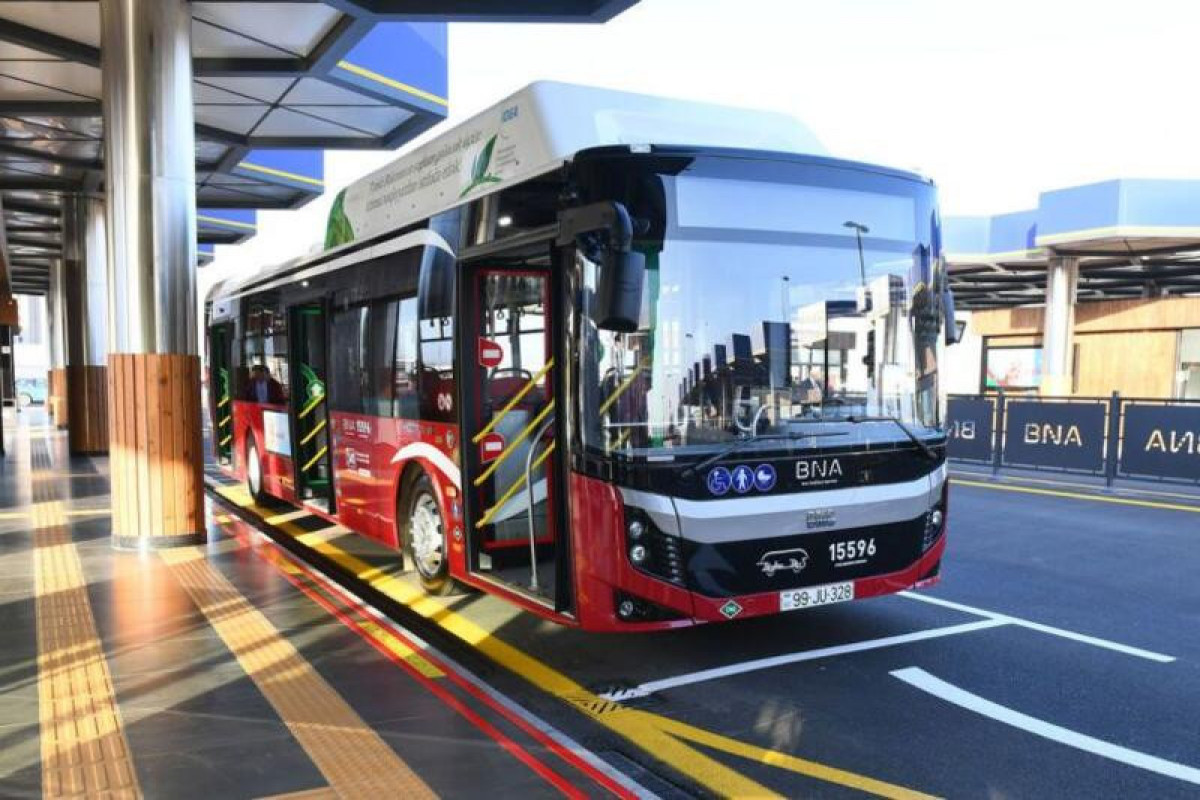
[946,392,1200,486]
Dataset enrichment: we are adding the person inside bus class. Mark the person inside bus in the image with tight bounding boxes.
[246,364,285,404]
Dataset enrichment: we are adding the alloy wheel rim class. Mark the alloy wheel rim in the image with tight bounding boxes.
[410,492,444,578]
[248,447,261,494]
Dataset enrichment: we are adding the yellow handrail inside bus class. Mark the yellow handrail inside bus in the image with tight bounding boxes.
[217,395,230,408]
[598,359,650,415]
[472,400,555,487]
[476,441,556,529]
[302,444,328,474]
[218,415,231,428]
[297,390,325,420]
[299,418,326,447]
[219,435,232,447]
[472,358,555,444]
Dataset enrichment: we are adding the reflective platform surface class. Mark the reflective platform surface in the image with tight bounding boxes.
[0,409,620,799]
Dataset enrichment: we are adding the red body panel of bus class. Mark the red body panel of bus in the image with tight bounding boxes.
[224,400,945,633]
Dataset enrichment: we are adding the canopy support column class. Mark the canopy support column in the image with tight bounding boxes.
[101,0,204,548]
[63,196,110,455]
[1040,255,1078,396]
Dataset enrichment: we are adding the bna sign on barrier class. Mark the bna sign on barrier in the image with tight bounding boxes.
[1002,400,1107,473]
[946,397,995,462]
[1119,403,1200,481]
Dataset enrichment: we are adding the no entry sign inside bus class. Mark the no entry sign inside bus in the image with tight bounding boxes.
[478,338,504,369]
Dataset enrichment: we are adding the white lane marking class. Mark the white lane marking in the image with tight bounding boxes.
[899,591,1175,663]
[892,667,1200,787]
[598,619,1008,701]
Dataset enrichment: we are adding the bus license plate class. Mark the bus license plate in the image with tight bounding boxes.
[780,581,855,611]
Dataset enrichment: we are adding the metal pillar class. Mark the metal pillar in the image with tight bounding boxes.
[1040,255,1078,396]
[64,196,110,455]
[101,0,204,548]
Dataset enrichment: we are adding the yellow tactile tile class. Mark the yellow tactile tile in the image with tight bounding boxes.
[31,449,141,799]
[161,547,436,800]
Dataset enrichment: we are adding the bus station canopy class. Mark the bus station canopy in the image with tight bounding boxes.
[0,0,638,295]
[945,178,1200,309]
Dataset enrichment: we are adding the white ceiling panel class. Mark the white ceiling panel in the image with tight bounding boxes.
[292,105,412,136]
[0,61,100,99]
[200,76,295,104]
[195,104,269,135]
[0,42,64,61]
[282,78,385,106]
[191,19,292,59]
[0,2,101,48]
[253,107,369,138]
[193,80,262,105]
[192,3,342,57]
[0,74,82,102]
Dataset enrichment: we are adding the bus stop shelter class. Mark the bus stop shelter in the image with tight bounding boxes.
[0,0,639,546]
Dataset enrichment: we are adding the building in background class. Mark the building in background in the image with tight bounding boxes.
[945,178,1200,399]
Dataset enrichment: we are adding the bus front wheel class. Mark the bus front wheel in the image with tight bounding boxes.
[402,474,458,596]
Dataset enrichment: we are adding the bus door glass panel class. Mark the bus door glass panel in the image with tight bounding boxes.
[208,322,234,465]
[468,269,556,598]
[289,303,333,511]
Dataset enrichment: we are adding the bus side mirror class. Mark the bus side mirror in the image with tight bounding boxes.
[558,201,645,332]
[943,288,963,345]
[595,249,645,332]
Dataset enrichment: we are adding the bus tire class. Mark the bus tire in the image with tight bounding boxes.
[246,439,267,503]
[402,473,459,596]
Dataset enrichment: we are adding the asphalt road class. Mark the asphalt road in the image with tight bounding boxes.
[214,471,1200,798]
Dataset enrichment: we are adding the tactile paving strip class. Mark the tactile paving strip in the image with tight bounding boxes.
[31,439,140,799]
[160,547,436,800]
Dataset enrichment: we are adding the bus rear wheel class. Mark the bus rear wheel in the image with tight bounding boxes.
[402,474,459,596]
[246,440,267,503]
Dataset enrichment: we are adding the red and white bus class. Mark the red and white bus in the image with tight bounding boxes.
[206,82,956,632]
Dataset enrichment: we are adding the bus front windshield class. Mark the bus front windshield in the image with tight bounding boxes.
[578,164,944,458]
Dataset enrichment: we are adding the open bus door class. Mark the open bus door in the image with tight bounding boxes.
[457,250,572,614]
[288,302,334,512]
[208,322,235,465]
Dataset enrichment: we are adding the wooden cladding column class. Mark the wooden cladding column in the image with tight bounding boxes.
[67,366,109,454]
[108,354,204,548]
[48,368,68,428]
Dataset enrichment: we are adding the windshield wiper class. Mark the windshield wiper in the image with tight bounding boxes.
[845,415,938,462]
[681,430,848,479]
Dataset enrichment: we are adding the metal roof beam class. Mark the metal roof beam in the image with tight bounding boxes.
[0,17,100,65]
[1,201,61,218]
[343,0,638,22]
[0,100,102,117]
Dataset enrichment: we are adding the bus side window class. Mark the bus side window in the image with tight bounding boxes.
[418,316,455,422]
[330,305,367,414]
[394,296,419,418]
[367,299,398,417]
[242,298,289,402]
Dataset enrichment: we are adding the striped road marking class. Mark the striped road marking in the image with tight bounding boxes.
[892,667,1200,786]
[601,619,1008,701]
[212,483,938,800]
[160,546,437,799]
[897,592,1175,663]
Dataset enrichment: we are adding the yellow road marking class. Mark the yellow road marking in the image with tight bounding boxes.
[952,478,1200,513]
[161,546,436,799]
[0,511,28,519]
[335,60,449,107]
[953,469,1200,501]
[472,359,555,443]
[214,484,933,799]
[472,400,554,487]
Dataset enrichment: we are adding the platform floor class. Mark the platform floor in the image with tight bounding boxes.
[0,409,623,799]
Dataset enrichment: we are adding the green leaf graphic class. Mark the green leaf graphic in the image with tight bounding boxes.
[324,189,355,248]
[459,134,503,198]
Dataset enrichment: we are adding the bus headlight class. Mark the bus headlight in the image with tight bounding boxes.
[623,508,685,585]
[627,519,646,540]
[929,509,943,530]
[629,544,649,565]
